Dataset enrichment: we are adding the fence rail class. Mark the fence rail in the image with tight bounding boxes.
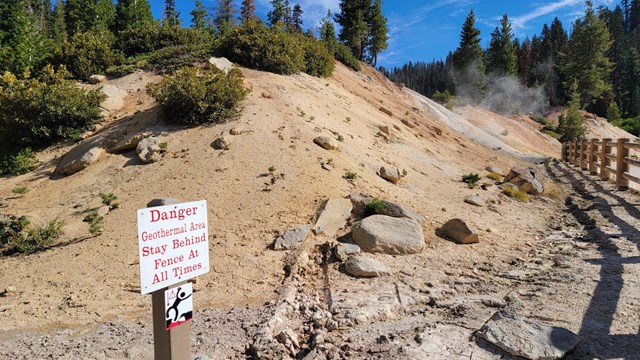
[561,138,639,190]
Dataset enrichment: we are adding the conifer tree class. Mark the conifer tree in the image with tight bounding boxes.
[565,1,613,108]
[631,0,640,31]
[65,0,95,35]
[452,10,485,102]
[557,80,586,141]
[319,10,338,51]
[114,0,153,34]
[94,0,116,34]
[191,0,213,30]
[50,0,66,45]
[163,0,181,27]
[366,0,388,67]
[485,14,516,76]
[0,0,46,74]
[268,0,288,27]
[214,0,236,33]
[239,0,256,23]
[291,4,303,33]
[335,0,369,60]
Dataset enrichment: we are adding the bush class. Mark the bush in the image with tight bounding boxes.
[0,66,106,173]
[302,37,335,77]
[334,43,361,71]
[1,148,38,175]
[11,186,28,195]
[343,170,358,181]
[148,66,250,125]
[1,216,64,255]
[462,173,481,189]
[58,31,124,80]
[365,198,385,216]
[117,22,213,58]
[83,210,104,236]
[99,192,119,210]
[613,116,640,136]
[145,44,211,74]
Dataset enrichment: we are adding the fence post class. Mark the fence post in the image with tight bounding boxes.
[581,139,588,170]
[616,138,629,189]
[573,140,579,165]
[561,142,567,161]
[601,138,612,181]
[588,138,597,174]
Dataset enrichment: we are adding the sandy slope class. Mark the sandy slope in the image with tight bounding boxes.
[1,61,633,358]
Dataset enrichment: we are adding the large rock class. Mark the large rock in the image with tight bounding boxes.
[206,57,234,74]
[313,199,353,236]
[504,167,544,195]
[485,165,505,176]
[108,132,150,152]
[313,136,338,150]
[477,310,580,360]
[55,146,104,175]
[379,166,401,184]
[273,225,311,250]
[136,137,163,163]
[352,215,424,255]
[344,256,392,277]
[100,84,127,113]
[335,243,361,262]
[349,193,424,224]
[437,219,479,244]
[464,195,485,207]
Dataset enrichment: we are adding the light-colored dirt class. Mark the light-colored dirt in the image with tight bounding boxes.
[1,62,639,359]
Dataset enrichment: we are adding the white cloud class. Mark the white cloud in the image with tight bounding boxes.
[511,0,582,30]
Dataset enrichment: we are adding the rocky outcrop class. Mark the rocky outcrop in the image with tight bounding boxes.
[334,243,361,262]
[504,167,543,195]
[477,310,580,360]
[108,132,150,153]
[344,256,392,277]
[437,218,479,244]
[100,84,127,113]
[352,215,424,255]
[313,199,353,236]
[55,146,104,176]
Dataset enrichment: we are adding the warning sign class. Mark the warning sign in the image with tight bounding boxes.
[137,200,209,294]
[164,283,193,330]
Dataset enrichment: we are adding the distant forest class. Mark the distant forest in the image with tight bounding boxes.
[382,0,640,134]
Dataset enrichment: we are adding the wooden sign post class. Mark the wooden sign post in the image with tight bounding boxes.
[138,199,210,360]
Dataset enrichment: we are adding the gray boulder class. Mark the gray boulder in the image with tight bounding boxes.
[206,57,233,74]
[437,218,479,244]
[485,165,505,176]
[55,146,104,176]
[504,167,544,195]
[313,198,353,236]
[379,166,401,184]
[273,225,311,250]
[477,310,580,360]
[211,136,231,150]
[100,84,127,113]
[349,193,424,223]
[464,195,485,207]
[352,215,424,255]
[136,137,163,163]
[335,243,361,262]
[108,132,150,153]
[313,136,338,150]
[345,256,392,277]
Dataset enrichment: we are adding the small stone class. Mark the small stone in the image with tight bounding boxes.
[335,243,361,262]
[273,225,311,250]
[230,127,246,135]
[136,137,163,163]
[464,195,485,207]
[313,136,338,150]
[345,256,392,277]
[88,75,107,84]
[378,125,390,135]
[5,286,17,293]
[379,166,401,184]
[437,219,479,244]
[211,136,232,150]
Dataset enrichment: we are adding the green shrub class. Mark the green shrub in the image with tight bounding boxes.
[1,148,38,175]
[343,170,358,181]
[116,21,213,58]
[334,43,360,71]
[83,210,104,236]
[11,186,28,195]
[58,31,124,80]
[462,173,481,189]
[148,66,250,125]
[99,192,119,210]
[503,187,529,202]
[1,216,64,255]
[365,198,385,216]
[301,37,335,77]
[0,67,106,172]
[613,116,640,136]
[145,44,211,74]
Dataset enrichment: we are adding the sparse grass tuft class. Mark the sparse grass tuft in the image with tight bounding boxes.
[159,142,168,151]
[268,165,276,173]
[365,198,385,216]
[486,172,503,182]
[99,192,119,210]
[11,186,28,195]
[462,173,481,189]
[1,216,64,255]
[343,170,358,181]
[503,187,529,202]
[336,134,344,142]
[83,210,104,236]
[542,182,564,200]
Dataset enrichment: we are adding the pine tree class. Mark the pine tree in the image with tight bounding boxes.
[516,37,532,83]
[366,0,388,67]
[0,0,46,74]
[290,4,303,33]
[214,0,236,33]
[114,0,154,34]
[94,0,116,34]
[557,79,586,141]
[163,0,181,27]
[191,0,213,30]
[65,0,95,35]
[485,14,516,76]
[452,10,485,102]
[239,0,256,23]
[319,10,338,51]
[565,1,613,108]
[335,0,369,61]
[268,0,288,27]
[631,0,640,31]
[50,0,66,45]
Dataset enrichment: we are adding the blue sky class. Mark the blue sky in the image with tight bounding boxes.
[148,0,619,68]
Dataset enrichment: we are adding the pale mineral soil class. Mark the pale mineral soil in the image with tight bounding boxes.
[1,62,639,359]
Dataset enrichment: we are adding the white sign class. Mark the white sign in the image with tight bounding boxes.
[137,200,209,294]
[165,283,193,330]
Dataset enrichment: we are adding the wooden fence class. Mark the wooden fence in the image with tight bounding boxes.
[562,138,640,190]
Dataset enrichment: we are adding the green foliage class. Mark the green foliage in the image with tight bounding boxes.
[0,0,48,75]
[302,37,335,77]
[365,197,384,216]
[452,10,485,102]
[99,192,119,210]
[268,165,276,173]
[503,187,529,202]
[11,186,28,195]
[613,116,640,136]
[58,31,123,80]
[83,210,104,236]
[335,0,369,60]
[366,0,388,67]
[343,170,358,181]
[114,0,154,35]
[486,172,503,182]
[145,44,211,74]
[334,43,361,71]
[1,148,38,175]
[462,173,481,189]
[433,90,454,109]
[117,21,213,58]
[148,66,250,126]
[486,15,517,76]
[556,80,587,141]
[159,142,168,151]
[0,67,106,164]
[191,0,213,30]
[1,216,64,255]
[336,134,344,142]
[606,101,621,122]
